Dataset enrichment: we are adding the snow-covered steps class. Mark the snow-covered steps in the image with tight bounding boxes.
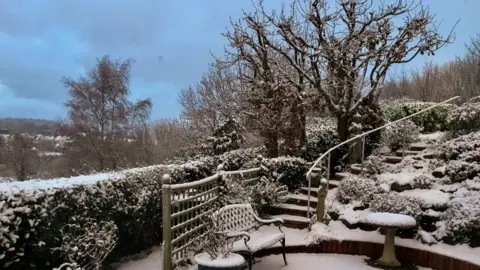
[287,193,317,208]
[349,165,369,174]
[271,203,315,217]
[267,214,310,229]
[299,181,339,196]
[395,150,423,157]
[334,172,349,180]
[385,155,403,164]
[409,143,431,151]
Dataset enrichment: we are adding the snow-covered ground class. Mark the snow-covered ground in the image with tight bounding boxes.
[254,254,433,270]
[115,224,444,270]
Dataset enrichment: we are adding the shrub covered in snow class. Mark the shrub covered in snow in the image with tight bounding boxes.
[382,99,453,133]
[206,117,245,155]
[216,147,264,171]
[219,174,288,215]
[447,100,480,135]
[363,156,385,175]
[302,117,340,162]
[444,160,480,183]
[0,167,166,269]
[370,193,422,220]
[444,195,480,247]
[436,132,480,183]
[380,119,420,152]
[412,174,434,189]
[259,156,307,191]
[337,175,377,204]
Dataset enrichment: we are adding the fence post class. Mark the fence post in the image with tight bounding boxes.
[162,174,172,270]
[402,121,407,158]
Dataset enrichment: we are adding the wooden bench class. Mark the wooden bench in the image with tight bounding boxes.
[213,204,287,270]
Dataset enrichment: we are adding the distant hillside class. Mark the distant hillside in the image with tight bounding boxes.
[0,118,59,135]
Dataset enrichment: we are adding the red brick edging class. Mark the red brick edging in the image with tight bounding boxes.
[255,240,480,270]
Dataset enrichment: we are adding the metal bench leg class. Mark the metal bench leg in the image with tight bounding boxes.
[281,238,287,265]
[248,253,253,270]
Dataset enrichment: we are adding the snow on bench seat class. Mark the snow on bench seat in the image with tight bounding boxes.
[232,230,285,253]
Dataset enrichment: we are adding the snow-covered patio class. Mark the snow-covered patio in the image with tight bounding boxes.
[115,221,480,270]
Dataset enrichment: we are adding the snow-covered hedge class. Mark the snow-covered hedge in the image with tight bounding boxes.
[370,193,422,220]
[216,147,264,171]
[436,132,480,183]
[337,175,377,204]
[259,156,307,191]
[380,119,420,152]
[0,167,167,269]
[302,118,340,162]
[0,157,221,269]
[447,100,480,135]
[382,99,453,133]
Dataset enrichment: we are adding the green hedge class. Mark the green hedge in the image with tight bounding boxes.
[382,99,454,133]
[0,160,214,270]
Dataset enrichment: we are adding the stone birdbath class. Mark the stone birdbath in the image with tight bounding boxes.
[363,212,417,267]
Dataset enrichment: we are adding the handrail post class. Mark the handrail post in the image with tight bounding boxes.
[360,136,366,174]
[402,120,407,158]
[327,153,331,188]
[162,174,172,270]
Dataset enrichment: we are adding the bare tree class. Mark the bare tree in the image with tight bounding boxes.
[222,11,312,157]
[179,62,241,136]
[247,0,454,142]
[412,61,438,101]
[7,134,38,180]
[62,55,152,171]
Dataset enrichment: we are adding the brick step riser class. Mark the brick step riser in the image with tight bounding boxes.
[271,207,312,217]
[287,198,318,208]
[283,221,309,229]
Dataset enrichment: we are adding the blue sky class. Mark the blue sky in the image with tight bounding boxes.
[0,0,478,120]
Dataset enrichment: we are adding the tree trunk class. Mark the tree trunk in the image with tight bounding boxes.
[329,116,350,176]
[298,106,307,153]
[264,131,279,158]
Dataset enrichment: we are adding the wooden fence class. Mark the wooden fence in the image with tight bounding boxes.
[162,168,261,270]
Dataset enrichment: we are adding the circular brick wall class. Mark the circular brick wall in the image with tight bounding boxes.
[256,240,480,270]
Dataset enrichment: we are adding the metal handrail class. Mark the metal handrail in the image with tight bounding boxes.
[305,96,460,220]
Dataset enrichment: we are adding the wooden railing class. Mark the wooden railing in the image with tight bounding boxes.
[162,167,261,270]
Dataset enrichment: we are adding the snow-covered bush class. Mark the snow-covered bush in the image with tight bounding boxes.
[216,147,264,171]
[207,117,245,155]
[444,160,480,183]
[363,156,385,175]
[370,193,422,220]
[437,132,480,161]
[382,99,453,132]
[219,174,288,215]
[53,220,117,269]
[412,174,434,189]
[260,156,307,191]
[302,117,340,162]
[448,100,480,135]
[248,177,288,214]
[444,195,480,247]
[380,119,420,152]
[337,175,377,204]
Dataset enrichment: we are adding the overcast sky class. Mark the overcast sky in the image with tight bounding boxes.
[0,0,479,120]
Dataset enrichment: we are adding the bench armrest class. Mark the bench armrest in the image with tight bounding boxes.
[255,216,284,225]
[216,231,251,242]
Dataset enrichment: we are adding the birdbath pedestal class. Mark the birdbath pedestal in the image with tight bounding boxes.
[363,212,417,267]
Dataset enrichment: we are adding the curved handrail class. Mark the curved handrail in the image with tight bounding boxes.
[305,96,460,220]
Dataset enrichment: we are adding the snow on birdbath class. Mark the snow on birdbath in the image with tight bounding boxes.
[363,212,417,267]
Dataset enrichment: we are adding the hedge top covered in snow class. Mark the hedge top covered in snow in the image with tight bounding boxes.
[363,212,417,228]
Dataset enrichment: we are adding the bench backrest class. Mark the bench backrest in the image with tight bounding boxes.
[213,204,258,233]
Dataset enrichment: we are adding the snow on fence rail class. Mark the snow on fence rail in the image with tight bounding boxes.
[162,168,261,270]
